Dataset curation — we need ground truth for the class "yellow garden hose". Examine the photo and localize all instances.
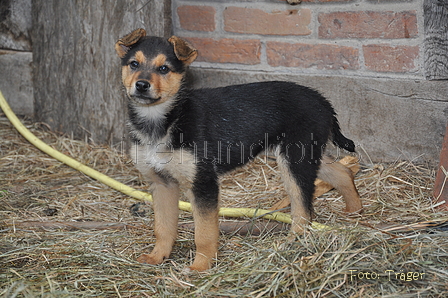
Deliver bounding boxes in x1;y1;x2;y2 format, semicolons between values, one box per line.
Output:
0;90;329;229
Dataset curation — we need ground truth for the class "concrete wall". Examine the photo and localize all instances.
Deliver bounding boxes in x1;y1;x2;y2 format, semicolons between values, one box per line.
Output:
172;0;448;163
0;0;33;116
189;68;447;164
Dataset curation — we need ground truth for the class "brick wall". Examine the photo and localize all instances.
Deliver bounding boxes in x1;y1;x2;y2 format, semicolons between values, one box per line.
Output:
172;0;423;78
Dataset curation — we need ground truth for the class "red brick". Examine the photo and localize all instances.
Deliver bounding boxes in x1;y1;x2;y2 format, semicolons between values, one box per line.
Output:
363;44;419;72
267;42;359;70
307;0;353;1
185;37;261;65
279;0;353;2
319;11;418;39
224;7;311;36
177;6;216;32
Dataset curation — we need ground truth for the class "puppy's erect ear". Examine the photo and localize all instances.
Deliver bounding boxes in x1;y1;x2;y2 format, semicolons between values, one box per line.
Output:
115;28;147;58
168;36;198;66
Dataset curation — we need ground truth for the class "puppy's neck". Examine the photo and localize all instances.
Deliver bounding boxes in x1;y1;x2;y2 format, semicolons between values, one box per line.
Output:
127;96;182;145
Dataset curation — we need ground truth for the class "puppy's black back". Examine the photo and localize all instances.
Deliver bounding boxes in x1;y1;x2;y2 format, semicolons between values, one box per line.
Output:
170;81;337;173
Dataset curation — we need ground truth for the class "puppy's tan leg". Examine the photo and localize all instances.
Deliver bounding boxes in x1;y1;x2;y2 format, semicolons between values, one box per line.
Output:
318;156;362;213
137;174;180;265
277;154;311;234
188;207;219;271
185;171;220;272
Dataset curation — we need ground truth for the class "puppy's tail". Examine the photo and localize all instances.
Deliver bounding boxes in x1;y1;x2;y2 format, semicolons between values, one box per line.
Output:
331;118;356;152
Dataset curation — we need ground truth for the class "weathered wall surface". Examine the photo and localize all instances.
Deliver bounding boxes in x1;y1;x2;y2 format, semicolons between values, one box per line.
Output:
0;0;33;116
173;0;424;79
1;0;172;142
1;0;446;163
172;0;448;163
31;0;171;144
189;68;447;163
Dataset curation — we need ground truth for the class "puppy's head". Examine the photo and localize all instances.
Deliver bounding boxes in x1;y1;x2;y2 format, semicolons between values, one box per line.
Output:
115;28;197;106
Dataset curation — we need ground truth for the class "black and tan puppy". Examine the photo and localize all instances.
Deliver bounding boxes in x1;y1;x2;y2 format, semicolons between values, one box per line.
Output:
115;28;362;271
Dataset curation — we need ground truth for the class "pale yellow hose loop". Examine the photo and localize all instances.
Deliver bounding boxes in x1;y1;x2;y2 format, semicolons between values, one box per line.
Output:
0;90;329;229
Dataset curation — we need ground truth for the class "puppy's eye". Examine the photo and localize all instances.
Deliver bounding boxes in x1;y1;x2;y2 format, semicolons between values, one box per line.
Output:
158;65;170;74
129;61;139;70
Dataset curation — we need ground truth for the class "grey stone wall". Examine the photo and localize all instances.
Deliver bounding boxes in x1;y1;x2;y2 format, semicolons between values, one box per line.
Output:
0;0;33;116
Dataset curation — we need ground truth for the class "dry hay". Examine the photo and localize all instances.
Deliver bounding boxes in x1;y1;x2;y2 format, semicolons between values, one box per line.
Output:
1;114;447;298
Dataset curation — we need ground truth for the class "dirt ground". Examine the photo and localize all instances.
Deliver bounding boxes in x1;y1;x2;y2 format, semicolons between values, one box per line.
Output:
1;114;447;297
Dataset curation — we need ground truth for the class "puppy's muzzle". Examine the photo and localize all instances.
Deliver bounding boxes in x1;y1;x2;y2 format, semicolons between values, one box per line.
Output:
130;80;160;105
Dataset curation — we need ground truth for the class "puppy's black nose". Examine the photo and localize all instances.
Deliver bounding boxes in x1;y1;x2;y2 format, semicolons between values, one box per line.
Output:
135;80;150;93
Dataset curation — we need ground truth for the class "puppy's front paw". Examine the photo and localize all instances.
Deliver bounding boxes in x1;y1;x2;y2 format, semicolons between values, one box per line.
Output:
137;253;165;265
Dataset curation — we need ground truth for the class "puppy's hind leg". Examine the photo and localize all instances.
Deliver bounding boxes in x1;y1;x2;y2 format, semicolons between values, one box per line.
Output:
277;153;315;234
137;171;180;265
318;156;362;214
